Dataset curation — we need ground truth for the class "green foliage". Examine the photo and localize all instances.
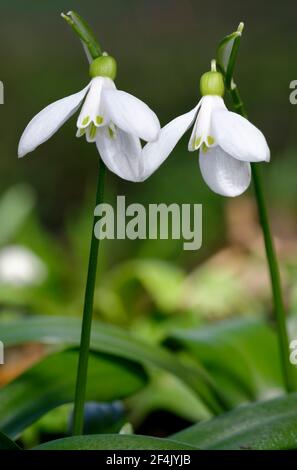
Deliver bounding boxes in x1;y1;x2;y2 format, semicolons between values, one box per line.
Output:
0;430;21;450
172;392;297;450
96;259;185;326
0;315;227;416
35;434;197;450
0;349;147;438
0;185;35;246
166;317;288;404
127;370;211;426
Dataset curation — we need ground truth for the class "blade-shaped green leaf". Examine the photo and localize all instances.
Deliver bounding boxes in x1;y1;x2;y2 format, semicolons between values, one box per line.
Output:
0;349;147;439
166;317;285;404
172;392;297;450
0;316;226;414
35;434;198;450
0;185;35;245
0;430;20;450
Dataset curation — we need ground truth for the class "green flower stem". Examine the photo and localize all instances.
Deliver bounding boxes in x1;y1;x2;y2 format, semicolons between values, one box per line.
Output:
229;84;295;392
72;160;106;435
62;10;106;435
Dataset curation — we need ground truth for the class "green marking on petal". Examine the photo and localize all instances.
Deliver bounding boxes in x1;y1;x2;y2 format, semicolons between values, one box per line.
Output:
89;123;97;140
207;136;215;145
77;128;86;138
82;116;90;126
195;137;202;148
96;116;104;125
202;143;208;153
108;127;115;138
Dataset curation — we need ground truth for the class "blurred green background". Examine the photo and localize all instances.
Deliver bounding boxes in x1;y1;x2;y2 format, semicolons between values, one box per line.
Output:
0;0;296;228
1;0;296;237
0;0;296;331
0;0;297;445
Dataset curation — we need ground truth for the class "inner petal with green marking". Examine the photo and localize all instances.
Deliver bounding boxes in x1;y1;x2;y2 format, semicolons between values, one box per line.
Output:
76;77;109;143
188;96;216;153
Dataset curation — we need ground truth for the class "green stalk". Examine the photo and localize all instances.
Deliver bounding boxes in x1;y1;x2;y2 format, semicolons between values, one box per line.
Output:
229;84;295;392
72;160;106;435
61;11;107;434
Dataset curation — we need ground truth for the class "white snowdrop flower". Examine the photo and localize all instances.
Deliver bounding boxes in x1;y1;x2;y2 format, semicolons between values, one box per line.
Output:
18;56;160;182
142;61;270;196
0;245;47;286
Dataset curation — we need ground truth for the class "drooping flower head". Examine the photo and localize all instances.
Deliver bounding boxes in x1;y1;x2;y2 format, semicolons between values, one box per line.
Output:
142;60;270;196
18;54;160;181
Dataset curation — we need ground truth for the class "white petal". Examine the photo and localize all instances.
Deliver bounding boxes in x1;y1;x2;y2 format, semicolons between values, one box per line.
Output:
199;145;251;197
140;104;200;180
212;108;270;163
96;126;143;182
102;89;160;142
18;84;90;158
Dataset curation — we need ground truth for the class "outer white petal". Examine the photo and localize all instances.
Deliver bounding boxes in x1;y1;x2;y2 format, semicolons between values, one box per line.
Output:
199;145;251;197
140;104;200;180
18;84;90;158
102;89;160;142
212;108;270;163
96;127;143;182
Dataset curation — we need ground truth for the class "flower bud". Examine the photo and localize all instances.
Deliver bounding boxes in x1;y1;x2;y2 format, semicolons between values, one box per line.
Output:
89;55;117;80
200;71;225;97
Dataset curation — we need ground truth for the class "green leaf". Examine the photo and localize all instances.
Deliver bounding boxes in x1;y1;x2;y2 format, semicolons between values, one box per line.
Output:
127;370;211;426
172;392;297;450
0;316;226;414
35;434;198;450
0;430;20;450
100;260;185;315
166;318;285;404
0;350;147;439
0;185;35;245
216;23;243;87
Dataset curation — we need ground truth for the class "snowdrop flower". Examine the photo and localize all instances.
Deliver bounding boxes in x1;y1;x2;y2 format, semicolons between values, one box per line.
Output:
0;245;47;286
18;55;160;181
142;61;270;196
